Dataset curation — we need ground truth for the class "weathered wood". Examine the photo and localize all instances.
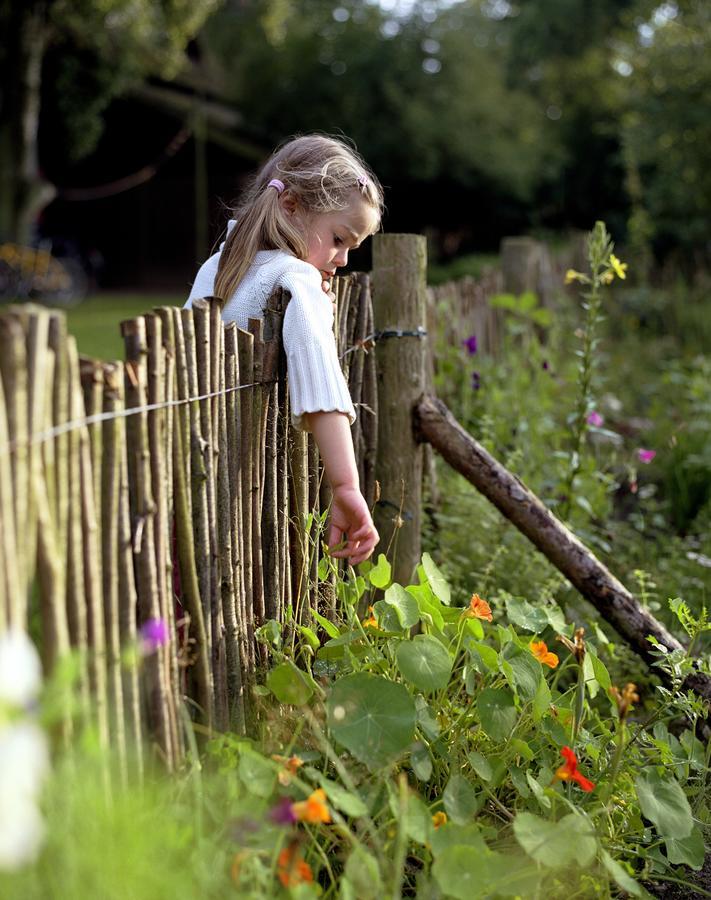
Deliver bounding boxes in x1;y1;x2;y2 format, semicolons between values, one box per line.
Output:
237;326;255;670
101;361;128;781
414;393;711;706
372;234;427;585
171;309;213;732
248;318;266;632
121;316;174;768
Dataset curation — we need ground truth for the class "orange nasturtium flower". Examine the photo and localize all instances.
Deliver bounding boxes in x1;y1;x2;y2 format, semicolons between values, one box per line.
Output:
362;606;379;629
553;746;595;792
432;811;448;829
463;593;493;622
272;754;304;786
529;640;559;669
277;842;314;888
291;788;331;824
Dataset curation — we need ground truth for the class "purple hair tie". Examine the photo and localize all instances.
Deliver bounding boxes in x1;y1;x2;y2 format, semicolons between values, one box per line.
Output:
268;178;285;193
357;175;368;189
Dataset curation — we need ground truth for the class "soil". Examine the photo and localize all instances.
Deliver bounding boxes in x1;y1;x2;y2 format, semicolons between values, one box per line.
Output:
644;853;711;899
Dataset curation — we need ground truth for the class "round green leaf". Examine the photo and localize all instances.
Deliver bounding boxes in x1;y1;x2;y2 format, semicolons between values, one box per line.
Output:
266;661;313;706
327;673;416;771
368;553;392;589
384;583;420;628
665;826;705;869
467;750;493;782
504;650;541;701
443;774;481;824
477;687;517;742
635;770;693;839
344;847;382;900
396;635;452;691
411;742;433;781
421;552;451;605
433;846;533;899
514;811;597;868
315;775;368;818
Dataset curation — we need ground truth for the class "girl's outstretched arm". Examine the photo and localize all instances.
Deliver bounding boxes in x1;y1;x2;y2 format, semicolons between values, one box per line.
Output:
303;411;379;566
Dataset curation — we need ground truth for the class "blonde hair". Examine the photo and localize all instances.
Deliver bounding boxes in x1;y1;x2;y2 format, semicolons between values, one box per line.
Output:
214;134;384;302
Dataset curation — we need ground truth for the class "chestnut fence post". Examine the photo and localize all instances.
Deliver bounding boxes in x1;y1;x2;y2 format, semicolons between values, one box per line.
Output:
371;233;428;587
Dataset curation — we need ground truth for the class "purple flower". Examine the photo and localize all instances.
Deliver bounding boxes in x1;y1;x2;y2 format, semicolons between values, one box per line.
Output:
139;618;168;654
471;371;481;390
587;411;604;427
637;448;656;464
462;334;478;355
542;360;549;371
268;796;297;826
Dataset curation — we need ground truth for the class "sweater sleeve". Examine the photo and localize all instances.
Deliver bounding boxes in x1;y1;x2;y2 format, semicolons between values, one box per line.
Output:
185;252;220;308
280;265;356;432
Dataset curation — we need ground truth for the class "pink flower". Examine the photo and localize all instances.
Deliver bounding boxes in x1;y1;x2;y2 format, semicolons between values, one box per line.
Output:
586;411;604;427
139;618;168;654
637;448;656;464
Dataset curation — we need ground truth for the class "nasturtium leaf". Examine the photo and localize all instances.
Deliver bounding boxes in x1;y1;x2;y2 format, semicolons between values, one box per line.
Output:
411;742;433;781
326;673;416;770
407;584;444;631
467;750;493;782
311;609;339;639
384;583;420;628
526;772;551;810
504;649;541;701
266;661;313;706
415;695;441;739
396;635;452;691
344;847;382;900
635;770;693;839
469;641;499;671
505;596;550;633
664;825;705;869
372;599;402;633
421;552;451;605
433;846;533;899
237;750;275;798
443;774;481;824
509;738;534;761
387;788;432;845
600;850;644;897
297;624;320;649
510;766;531;798
463;616;484;640
430;822;487;857
368;553;392;589
316;775;368;818
514;811;597;868
477;687;517;742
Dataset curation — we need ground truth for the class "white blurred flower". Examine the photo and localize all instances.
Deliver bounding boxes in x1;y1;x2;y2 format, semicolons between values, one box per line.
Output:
0;629;42;708
0;631;49;871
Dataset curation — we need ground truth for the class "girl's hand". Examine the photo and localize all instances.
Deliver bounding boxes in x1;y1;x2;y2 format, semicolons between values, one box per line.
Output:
327;485;379;566
321;273;336;314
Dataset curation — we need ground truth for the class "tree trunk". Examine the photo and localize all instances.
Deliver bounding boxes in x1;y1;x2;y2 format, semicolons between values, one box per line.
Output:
0;1;56;243
414;393;711;707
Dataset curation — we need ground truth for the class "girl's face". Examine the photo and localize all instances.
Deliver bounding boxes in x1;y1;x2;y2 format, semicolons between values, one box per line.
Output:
301;195;379;278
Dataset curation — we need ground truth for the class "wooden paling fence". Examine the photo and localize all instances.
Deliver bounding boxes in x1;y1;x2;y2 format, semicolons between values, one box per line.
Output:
0;272;377;772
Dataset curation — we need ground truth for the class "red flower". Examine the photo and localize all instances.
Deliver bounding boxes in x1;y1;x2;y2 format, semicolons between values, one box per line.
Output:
553;746;595;792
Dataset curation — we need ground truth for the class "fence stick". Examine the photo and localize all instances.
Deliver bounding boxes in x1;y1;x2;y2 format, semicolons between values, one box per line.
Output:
237;327;255;668
172;310;213;732
121;317;174;768
101;361;128;781
0;363;19;627
248;318;266;634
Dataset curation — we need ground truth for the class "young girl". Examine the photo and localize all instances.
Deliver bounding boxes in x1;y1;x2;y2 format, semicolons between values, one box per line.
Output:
185;134;383;566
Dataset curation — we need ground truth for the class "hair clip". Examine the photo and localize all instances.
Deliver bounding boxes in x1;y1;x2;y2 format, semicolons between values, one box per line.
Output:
268;178;285;193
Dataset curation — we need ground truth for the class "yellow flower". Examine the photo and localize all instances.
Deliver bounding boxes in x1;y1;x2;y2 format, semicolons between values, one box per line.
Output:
609;253;628;279
600;270;614;284
565;269;585;285
362;605;379;629
432;811;448;829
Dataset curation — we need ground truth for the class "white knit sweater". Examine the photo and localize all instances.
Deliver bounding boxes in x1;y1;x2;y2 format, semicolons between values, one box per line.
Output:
185;240;355;431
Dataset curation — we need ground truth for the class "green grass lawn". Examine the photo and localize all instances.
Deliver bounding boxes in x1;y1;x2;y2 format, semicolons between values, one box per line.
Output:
65;292;184;360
